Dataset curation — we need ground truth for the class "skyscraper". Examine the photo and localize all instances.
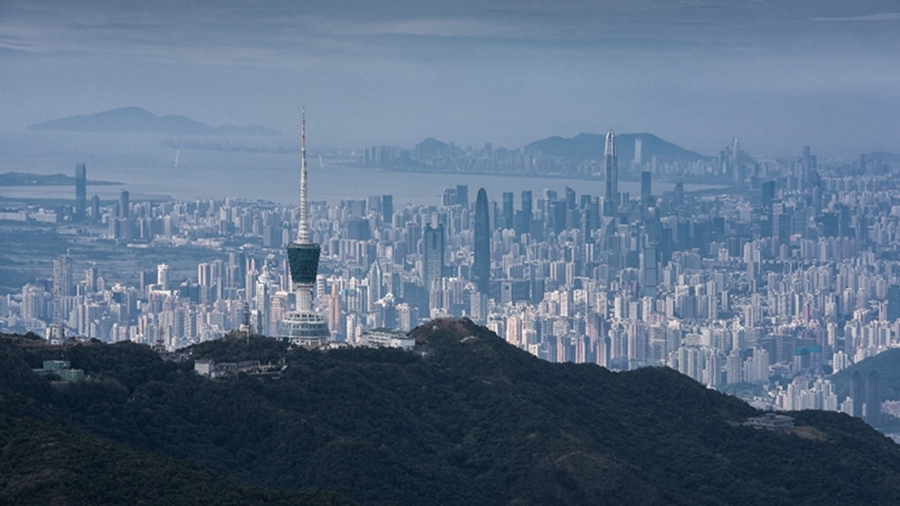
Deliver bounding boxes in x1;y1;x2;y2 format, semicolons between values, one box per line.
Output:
91;195;100;222
53;253;73;299
75;164;86;221
603;130;618;217
382;194;393;226
640;247;658;297
731;137;741;182
278;108;330;346
113;189;131;240
157;263;169;290
51;252;72;342
118;190;130;219
456;185;469;207
521;190;532;219
366;260;383;310
502;192;514;230
515;190;533;236
84;262;98;293
327;284;342;339
423;223;445;291
473;188;490;294
423;222;445;314
674;180;685;208
255;265;272;336
641;170;652;207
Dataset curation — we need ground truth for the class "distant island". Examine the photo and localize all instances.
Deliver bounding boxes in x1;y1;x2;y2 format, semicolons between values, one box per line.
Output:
0;172;120;187
29;107;280;136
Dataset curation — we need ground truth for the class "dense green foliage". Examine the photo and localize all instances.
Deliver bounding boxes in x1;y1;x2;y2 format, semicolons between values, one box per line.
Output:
0;416;352;506
4;318;900;505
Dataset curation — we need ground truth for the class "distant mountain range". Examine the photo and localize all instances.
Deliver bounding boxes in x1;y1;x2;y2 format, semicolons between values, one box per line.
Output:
525;132;709;165
29;107;280;136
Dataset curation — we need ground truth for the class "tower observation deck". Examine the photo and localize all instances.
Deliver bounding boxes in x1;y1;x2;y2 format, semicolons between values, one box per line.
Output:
277;108;330;347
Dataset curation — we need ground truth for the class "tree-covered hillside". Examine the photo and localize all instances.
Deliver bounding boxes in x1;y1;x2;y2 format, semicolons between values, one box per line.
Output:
3;319;900;505
0;416;352;506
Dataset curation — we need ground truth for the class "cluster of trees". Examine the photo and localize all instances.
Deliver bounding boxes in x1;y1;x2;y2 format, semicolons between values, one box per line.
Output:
0;416;352;506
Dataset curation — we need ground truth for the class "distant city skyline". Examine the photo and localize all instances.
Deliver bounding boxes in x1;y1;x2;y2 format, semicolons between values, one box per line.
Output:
2;1;899;157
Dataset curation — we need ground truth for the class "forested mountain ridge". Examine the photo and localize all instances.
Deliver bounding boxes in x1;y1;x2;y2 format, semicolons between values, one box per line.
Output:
3;320;900;505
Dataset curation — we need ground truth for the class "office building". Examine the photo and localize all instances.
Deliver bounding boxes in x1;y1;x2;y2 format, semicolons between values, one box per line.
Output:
604;130;618;217
502;192;514;230
75;164;86;221
423;223;445;291
474;188;490;294
641;170;652;207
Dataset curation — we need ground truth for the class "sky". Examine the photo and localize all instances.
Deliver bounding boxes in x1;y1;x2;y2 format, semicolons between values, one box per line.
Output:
1;0;899;157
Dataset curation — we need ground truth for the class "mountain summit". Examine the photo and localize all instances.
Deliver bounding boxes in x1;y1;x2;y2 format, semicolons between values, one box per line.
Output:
28;107;279;136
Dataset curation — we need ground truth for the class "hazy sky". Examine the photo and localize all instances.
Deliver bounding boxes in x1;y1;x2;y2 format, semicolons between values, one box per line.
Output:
1;0;899;157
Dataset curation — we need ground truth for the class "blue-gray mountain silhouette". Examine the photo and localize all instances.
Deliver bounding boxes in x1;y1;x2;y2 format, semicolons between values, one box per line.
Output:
526;132;708;164
29;107;279;136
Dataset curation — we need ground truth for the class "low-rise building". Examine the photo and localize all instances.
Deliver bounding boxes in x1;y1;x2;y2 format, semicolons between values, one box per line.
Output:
358;328;415;351
33;360;84;382
745;413;795;431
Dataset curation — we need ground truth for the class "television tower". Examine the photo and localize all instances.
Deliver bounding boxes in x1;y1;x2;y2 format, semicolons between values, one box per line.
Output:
278;107;330;346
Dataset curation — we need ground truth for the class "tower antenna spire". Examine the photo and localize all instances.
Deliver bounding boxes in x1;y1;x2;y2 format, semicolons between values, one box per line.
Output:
298;107;310;244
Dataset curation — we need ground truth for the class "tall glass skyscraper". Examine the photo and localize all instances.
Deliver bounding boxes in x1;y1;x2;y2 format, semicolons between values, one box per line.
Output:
604;130;618;217
502;192;514;230
75;163;86;221
641;170;652;207
423;223;445;291
473;188;490;294
515;190;533;236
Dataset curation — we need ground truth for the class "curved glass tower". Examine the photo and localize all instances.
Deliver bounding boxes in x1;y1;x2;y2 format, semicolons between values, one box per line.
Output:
277;108;330;347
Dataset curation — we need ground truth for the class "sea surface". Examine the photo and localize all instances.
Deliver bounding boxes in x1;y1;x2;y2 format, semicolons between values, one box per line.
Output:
0;130;722;206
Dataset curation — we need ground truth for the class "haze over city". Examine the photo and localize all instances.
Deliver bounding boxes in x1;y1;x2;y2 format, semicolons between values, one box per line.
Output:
2;0;900;156
5;2;900;505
